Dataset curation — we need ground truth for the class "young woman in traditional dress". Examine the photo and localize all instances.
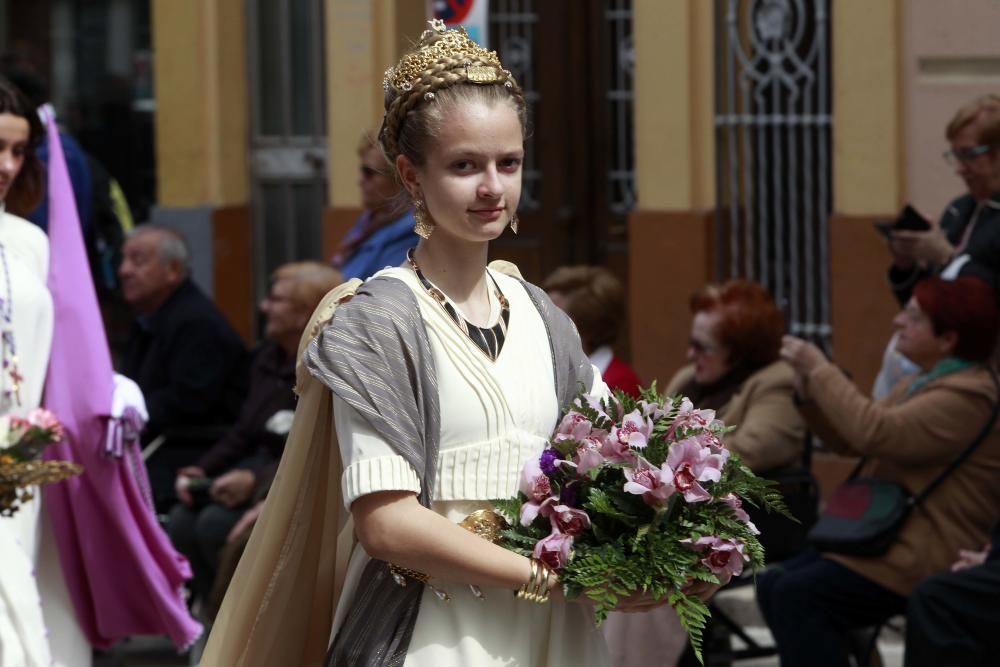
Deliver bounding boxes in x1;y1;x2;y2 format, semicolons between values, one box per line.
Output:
205;21;714;666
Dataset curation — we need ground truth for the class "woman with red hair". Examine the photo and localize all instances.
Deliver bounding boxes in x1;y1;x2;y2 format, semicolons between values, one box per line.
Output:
763;275;1000;667
665;279;805;474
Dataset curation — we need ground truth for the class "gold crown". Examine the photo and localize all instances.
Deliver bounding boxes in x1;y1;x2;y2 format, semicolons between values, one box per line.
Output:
383;19;509;93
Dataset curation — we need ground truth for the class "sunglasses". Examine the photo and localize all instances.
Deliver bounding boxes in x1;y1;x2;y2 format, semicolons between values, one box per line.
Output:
360;165;387;179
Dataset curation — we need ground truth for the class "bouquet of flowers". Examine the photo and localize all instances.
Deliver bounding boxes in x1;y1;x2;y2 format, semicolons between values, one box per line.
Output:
0;408;82;517
495;387;790;661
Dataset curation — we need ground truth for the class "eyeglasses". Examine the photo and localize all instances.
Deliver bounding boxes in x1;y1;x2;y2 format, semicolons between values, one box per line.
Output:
943;144;993;166
360;165;386;179
689;338;720;355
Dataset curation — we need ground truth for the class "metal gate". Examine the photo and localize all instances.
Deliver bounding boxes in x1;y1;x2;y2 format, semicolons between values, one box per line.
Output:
247;0;327;307
714;0;832;347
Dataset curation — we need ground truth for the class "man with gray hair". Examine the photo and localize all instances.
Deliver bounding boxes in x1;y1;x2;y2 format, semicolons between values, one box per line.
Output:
119;225;248;510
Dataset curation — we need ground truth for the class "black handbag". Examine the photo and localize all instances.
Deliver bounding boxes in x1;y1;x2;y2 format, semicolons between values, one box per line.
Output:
808;371;1000;557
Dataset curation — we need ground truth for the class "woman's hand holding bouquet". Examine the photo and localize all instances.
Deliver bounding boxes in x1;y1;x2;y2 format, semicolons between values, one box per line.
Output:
496;387;790;662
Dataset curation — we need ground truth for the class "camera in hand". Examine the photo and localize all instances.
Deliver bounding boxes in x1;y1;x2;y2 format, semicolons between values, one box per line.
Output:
186;477;212;509
874;204;932;238
896;204;932;231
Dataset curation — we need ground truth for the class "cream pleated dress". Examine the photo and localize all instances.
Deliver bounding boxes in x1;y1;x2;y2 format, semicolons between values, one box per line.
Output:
328;267;610;666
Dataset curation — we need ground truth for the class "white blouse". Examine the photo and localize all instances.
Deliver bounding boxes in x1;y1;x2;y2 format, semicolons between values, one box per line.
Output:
335;266;564;508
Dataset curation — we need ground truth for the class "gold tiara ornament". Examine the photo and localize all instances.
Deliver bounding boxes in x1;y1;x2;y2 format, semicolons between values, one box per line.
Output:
383;19;511;93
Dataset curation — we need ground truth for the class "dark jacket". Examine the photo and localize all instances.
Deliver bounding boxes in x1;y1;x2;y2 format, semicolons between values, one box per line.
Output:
122;279;248;440
888;193;1000;305
196;342;296;484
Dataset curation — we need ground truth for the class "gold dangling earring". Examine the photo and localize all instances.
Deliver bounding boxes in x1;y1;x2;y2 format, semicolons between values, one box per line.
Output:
509;213;519;235
414;199;434;239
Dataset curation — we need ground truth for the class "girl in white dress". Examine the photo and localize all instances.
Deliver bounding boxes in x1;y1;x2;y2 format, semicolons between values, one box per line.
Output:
0;75;69;667
204;21;714;667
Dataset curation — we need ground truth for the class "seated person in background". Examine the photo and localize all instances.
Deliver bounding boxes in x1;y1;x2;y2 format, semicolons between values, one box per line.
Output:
329;129;418;280
118;224;248;508
766;276;1000;667
665;279;805;474
887;94;1000;306
874;94;1000;398
543;265;642;397
904;521;1000;667
168;261;343;605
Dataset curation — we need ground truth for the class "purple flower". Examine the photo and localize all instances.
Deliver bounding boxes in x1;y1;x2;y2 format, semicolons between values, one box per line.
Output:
539;449;563;476
664;438;727;503
533;530;574;571
559;483;579;507
683;536;748;585
549;504;591;536
623;456;676;506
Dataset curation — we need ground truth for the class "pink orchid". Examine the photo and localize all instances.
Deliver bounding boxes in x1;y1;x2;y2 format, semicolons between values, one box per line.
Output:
623;456;676;506
533;530;574;571
7;416;29;439
609;409;654;451
683;536;748;585
637;399;667;420
668;398;717;439
574;393;621;423
520;496;557;527
573;433;608;475
721;493;760;535
519;457;559;526
549;504;591;536
519;457;553;503
26;408;63;441
665;437;726;503
554;411;593;443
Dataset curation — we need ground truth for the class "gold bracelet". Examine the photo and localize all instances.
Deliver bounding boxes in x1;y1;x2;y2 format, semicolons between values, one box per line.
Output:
515;558;551;603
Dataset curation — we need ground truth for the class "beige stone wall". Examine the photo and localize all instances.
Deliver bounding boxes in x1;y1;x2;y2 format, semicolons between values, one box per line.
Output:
326;0;427;209
633;0;714;211
152;0;249;207
902;0;1000;218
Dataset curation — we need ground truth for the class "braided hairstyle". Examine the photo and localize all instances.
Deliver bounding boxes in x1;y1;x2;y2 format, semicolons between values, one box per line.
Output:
379;24;528;172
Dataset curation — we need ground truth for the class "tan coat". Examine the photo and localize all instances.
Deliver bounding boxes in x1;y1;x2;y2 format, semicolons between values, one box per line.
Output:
665;361;806;473
800;362;1000;595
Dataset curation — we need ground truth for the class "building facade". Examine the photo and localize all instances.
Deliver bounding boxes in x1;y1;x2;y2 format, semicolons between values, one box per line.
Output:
144;0;1000;387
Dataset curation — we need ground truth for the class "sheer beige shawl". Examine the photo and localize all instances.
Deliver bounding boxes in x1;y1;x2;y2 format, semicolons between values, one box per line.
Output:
201;279;362;667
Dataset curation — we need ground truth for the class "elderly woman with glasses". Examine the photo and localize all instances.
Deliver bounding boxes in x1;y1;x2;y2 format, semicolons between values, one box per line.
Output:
762;276;1000;667
329;129;419;280
888;94;1000;306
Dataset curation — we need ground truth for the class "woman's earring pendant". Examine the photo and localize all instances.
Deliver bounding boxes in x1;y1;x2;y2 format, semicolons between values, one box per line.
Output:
509;214;519;235
414;200;434;239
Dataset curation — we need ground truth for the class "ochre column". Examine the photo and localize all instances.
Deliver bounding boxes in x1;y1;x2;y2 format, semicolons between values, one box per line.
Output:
629;0;715;387
828;0;904;391
151;0;252;341
323;0;426;259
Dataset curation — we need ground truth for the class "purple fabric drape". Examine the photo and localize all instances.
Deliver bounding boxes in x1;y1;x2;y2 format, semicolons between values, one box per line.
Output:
40;109;202;649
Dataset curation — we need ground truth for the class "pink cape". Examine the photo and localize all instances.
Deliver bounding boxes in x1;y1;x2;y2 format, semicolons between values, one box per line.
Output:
40;108;201;649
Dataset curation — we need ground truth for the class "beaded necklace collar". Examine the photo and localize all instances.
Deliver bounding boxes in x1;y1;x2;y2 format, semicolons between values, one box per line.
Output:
406;248;510;362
